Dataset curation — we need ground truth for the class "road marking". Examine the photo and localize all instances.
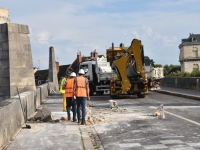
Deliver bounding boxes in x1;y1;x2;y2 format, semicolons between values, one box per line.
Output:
169;147;196;150
187;143;200;147
150;106;200;126
131;130;142;133
164;106;200;109
143;144;168;149
161;136;184;138
160;140;184;144
118;143;141;148
164;110;200;126
123;138;145;141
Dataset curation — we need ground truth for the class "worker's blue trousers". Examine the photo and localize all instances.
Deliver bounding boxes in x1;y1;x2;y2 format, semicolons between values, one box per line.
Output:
66;97;77;121
76;97;86;120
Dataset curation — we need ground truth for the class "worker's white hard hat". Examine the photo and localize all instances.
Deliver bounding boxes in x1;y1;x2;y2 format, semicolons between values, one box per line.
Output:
70;72;76;77
78;69;85;75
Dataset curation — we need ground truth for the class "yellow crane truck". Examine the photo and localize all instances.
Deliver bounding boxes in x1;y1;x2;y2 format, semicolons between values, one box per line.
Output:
109;39;148;98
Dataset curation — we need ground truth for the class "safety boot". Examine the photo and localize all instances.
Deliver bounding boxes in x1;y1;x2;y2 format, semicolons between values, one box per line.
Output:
67;113;71;120
81;119;86;125
78;119;81;124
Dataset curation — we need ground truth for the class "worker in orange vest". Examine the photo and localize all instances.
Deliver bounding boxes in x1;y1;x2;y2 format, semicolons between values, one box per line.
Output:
74;69;90;125
64;72;77;121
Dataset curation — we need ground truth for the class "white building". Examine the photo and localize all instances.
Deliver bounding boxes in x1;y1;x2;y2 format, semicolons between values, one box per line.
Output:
153;67;164;79
179;33;200;72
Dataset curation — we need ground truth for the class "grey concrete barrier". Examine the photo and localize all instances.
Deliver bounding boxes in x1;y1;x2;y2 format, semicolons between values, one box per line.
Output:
161;77;200;90
0;82;55;150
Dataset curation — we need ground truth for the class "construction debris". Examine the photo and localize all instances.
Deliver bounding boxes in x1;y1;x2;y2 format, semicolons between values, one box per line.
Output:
34;106;52;122
109;100;119;109
87;101;95;107
153;104;165;119
28;106;69;123
86;101;131;125
60;117;67;121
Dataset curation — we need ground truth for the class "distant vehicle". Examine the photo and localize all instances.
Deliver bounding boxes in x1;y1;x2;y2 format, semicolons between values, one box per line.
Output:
143;57;164;89
78;56;113;96
109;39;148;98
144;56;164;88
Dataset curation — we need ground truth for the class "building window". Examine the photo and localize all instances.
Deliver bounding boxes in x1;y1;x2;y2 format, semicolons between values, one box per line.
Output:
193;50;198;57
193;64;199;71
158;69;161;75
192;37;197;42
192;47;198;57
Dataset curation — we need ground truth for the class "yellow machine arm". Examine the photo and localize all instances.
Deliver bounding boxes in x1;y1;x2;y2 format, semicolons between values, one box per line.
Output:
113;39;145;93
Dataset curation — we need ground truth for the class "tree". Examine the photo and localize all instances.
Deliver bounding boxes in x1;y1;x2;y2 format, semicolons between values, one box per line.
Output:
163;64;181;76
154;64;162;68
150;59;155;67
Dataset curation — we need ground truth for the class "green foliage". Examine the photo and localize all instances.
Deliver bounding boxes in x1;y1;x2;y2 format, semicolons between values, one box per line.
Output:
150;59;180;76
150;59;155;67
190;70;200;77
163;64;181;76
167;70;200;77
154;64;162;68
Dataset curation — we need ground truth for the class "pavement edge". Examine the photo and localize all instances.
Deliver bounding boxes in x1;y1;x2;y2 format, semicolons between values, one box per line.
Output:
152;89;200;101
79;125;94;150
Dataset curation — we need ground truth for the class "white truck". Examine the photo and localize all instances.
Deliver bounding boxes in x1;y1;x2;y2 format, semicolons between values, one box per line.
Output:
79;56;113;96
144;56;164;89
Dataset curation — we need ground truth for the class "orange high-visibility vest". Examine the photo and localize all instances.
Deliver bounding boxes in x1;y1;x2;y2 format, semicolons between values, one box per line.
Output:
65;78;75;97
75;76;87;97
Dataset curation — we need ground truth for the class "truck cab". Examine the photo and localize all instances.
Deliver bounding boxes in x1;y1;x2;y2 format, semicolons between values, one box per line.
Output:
79;56;113;96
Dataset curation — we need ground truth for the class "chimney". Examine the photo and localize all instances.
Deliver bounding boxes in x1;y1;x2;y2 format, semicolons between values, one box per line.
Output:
120;43;124;48
90;52;94;58
77;51;82;63
55;61;59;72
94;49;98;57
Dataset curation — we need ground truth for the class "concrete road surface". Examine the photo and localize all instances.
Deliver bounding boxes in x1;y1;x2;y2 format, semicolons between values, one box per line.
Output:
87;91;200;150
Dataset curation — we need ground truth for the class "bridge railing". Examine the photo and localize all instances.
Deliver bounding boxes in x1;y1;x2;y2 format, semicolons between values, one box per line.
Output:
161;77;200;90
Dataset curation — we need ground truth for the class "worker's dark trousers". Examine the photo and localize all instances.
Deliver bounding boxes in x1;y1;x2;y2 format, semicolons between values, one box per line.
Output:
66;97;77;121
76;97;86;120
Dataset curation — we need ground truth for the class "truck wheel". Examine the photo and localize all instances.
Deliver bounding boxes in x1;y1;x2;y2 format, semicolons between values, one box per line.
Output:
137;92;145;98
89;85;94;96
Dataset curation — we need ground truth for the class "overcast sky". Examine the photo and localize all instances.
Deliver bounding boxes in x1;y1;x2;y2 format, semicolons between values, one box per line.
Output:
1;0;200;69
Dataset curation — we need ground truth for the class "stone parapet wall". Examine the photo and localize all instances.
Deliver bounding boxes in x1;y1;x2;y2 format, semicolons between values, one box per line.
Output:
0;82;54;150
0;23;35;101
160;77;200;90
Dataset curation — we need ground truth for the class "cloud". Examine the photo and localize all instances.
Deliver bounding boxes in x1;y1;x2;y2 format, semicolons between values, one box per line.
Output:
37;31;50;45
153;32;161;40
142;25;153;36
162;36;177;47
141;25;177;47
151;0;198;7
132;30;139;39
5;0;200;68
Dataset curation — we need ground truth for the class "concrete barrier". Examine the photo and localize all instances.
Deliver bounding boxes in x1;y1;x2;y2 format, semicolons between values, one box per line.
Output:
0;82;55;150
161;77;200;90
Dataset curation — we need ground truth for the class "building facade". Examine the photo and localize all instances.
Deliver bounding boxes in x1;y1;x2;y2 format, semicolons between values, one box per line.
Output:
153;67;164;79
179;33;200;72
